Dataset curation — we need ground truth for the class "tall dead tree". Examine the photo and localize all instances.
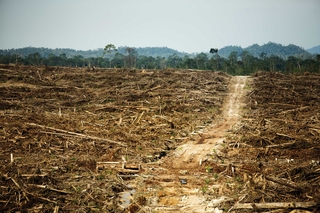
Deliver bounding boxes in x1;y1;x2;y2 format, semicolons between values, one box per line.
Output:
125;47;138;68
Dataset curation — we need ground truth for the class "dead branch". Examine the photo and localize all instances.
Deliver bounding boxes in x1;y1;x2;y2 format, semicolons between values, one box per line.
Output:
53;206;59;213
279;106;309;114
97;161;121;164
233;201;317;209
27;122;127;146
275;133;295;139
266;141;297;148
265;176;304;191
26;192;57;204
10;177;21;188
22;173;49;178
28;184;70;194
10;177;29;202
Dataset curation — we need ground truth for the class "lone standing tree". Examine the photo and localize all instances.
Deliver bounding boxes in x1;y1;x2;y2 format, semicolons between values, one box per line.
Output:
125;47;138;68
103;44;117;68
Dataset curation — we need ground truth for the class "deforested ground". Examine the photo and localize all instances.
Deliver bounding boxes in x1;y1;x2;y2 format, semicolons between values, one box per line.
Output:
0;64;229;212
0;65;319;212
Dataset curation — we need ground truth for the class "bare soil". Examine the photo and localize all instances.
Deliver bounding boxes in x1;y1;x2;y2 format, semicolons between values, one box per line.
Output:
134;72;320;213
0;65;319;213
133;76;247;212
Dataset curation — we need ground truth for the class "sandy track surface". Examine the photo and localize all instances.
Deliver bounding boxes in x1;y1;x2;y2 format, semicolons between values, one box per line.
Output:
138;76;248;212
170;76;247;168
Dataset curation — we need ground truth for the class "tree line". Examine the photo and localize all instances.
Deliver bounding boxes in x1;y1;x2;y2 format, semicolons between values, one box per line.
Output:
0;47;319;75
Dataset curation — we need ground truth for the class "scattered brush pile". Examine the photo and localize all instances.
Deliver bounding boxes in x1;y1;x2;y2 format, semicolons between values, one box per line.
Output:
0;64;230;212
227;71;320;212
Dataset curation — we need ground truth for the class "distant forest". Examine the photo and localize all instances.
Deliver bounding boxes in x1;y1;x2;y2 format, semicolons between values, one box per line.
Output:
0;42;319;75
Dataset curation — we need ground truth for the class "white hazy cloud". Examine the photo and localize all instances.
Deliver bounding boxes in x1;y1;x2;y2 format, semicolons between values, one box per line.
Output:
0;0;319;53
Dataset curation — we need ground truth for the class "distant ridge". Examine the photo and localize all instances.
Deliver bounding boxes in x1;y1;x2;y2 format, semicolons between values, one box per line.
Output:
218;42;313;59
117;46;188;58
0;42;317;59
306;45;320;54
0;46;189;59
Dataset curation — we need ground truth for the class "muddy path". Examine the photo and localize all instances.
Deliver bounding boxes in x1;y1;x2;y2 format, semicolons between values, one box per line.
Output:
135;76;248;212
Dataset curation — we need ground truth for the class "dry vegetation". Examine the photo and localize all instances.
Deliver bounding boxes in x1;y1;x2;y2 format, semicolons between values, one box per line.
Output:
225;71;320;212
1;65;319;213
0;64;230;212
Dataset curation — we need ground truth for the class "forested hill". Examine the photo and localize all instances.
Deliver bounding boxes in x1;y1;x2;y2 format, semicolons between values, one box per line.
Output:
307;45;320;54
218;42;313;59
0;42;316;59
0;46;188;59
0;47;104;59
119;47;188;58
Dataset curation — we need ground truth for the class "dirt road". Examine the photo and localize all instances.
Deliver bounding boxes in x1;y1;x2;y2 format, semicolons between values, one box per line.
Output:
136;76;248;212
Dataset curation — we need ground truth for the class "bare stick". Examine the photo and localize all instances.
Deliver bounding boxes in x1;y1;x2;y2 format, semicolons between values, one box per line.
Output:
279;106;309;114
11;177;29;202
233;201;317;209
97;161;121;164
136;111;145;124
27;122;126;146
22;173;48;177
10;177;21;188
275;133;295;139
265;176;304;191
35;195;57;204
266;141;297;148
53;206;59;213
27;184;70;194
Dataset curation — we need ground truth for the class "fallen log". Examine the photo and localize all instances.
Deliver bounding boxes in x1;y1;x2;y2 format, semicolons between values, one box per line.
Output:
117;168;140;174
233;201;317;209
265;176;304;191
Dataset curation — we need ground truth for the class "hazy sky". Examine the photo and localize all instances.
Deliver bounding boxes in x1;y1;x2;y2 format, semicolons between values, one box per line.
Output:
0;0;319;53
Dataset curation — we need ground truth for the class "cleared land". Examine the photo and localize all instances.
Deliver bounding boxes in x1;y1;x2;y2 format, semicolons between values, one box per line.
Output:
0;65;229;212
0;65;319;213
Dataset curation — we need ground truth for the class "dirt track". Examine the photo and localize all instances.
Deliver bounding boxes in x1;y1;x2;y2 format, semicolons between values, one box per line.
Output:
169;76;247;169
137;76;248;212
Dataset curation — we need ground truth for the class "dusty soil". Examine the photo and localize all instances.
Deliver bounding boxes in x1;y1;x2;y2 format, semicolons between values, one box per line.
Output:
134;76;248;212
0;65;230;212
133;73;320;213
227;72;320;212
170;76;247;169
0;65;319;213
